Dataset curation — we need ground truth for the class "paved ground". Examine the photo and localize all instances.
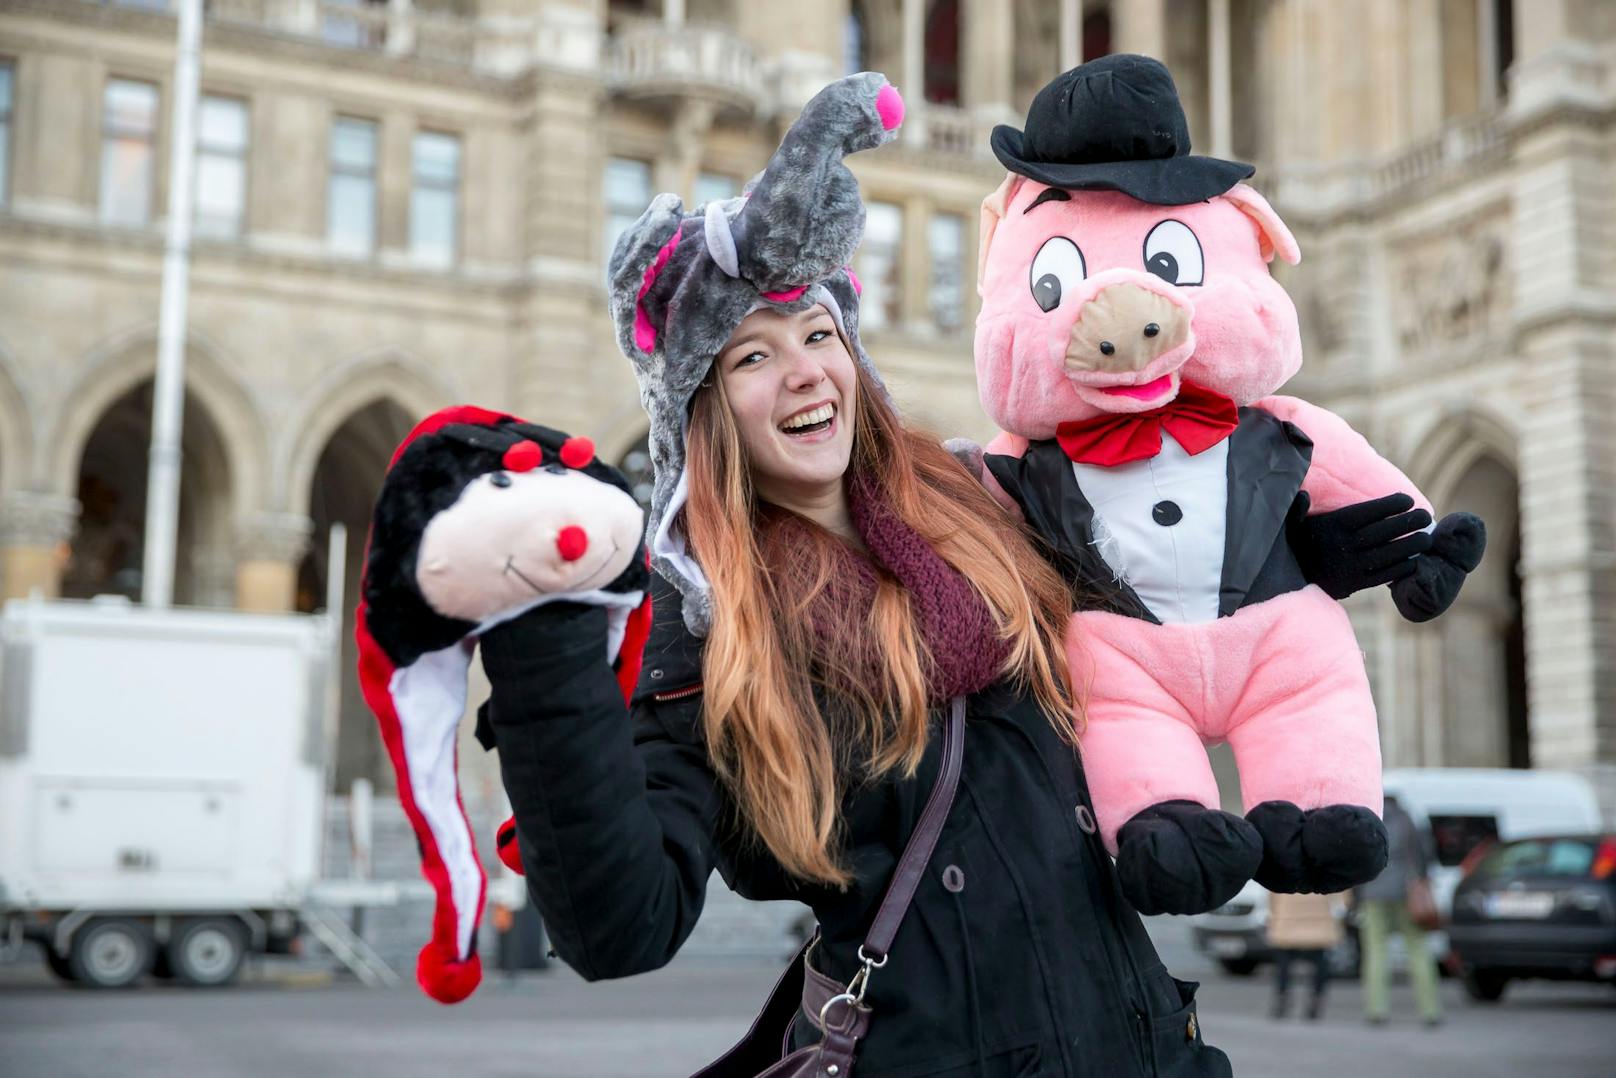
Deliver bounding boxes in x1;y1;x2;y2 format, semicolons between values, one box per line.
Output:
3;929;1613;1077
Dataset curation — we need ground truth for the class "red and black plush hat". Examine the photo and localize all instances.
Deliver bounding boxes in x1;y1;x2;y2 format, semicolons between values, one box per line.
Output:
355;405;651;1003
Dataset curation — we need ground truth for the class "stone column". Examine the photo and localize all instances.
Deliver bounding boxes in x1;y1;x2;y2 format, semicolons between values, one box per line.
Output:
1207;0;1233;158
234;513;313;613
900;196;933;335
962;0;1017;125
1058;0;1082;73
0;493;79;601
1110;0;1169;60
1507;23;1616;818
901;0;927;143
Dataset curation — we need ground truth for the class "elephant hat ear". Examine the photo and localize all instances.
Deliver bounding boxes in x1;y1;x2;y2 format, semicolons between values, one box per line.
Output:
731;71;905;297
607;191;690;363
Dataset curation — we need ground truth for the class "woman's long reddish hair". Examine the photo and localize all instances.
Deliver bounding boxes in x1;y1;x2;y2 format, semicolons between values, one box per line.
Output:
684;357;1079;886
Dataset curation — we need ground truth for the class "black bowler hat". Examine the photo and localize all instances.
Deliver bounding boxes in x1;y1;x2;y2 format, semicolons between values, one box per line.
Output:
991;54;1253;206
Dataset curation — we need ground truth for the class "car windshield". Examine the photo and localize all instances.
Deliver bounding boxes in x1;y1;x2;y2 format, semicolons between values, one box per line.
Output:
1472;837;1597;880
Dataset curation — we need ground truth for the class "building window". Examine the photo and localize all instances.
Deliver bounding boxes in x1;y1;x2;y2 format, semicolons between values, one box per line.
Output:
929;212;964;333
858;200;903;332
0;62;12;206
322;0;388;50
845;2;868;76
100;79;160;228
1083;9;1112;61
924;0;960;106
693;171;736;207
327;116;378;257
410;130;460;266
195;95;248;239
603;156;651;267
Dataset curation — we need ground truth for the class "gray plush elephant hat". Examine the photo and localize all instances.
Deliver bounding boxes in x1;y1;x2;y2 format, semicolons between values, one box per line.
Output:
606;71;906;637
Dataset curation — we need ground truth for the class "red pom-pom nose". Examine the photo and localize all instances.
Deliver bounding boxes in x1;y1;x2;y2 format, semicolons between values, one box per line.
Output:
559;436;595;469
503;440;542;472
556;526;589;562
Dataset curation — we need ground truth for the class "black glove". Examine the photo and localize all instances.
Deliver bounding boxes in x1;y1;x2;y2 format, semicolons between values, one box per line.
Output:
1287;491;1434;600
1389;511;1487;623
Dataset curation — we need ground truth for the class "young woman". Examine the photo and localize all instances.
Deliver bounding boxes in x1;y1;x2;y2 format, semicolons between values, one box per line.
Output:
479;75;1427;1077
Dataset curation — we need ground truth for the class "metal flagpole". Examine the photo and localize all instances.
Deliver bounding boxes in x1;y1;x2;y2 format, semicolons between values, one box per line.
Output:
141;0;203;608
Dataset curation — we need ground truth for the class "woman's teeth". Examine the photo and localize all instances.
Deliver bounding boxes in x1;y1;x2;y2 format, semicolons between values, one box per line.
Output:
780;403;835;435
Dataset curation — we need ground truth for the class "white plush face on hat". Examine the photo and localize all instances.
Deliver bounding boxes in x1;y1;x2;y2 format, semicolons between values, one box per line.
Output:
416;468;643;622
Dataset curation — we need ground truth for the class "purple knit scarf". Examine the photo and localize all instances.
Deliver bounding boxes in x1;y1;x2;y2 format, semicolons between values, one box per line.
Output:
762;473;1010;702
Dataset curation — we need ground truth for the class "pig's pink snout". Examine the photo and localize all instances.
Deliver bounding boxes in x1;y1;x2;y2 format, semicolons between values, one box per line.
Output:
556;526;589;562
1065;283;1192;375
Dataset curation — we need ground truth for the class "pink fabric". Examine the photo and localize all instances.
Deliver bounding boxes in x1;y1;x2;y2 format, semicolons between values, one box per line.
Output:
760;284;809;303
1070;586;1383;853
876;83;905;131
844;266;862;295
1256;396;1433;516
633;227;684;351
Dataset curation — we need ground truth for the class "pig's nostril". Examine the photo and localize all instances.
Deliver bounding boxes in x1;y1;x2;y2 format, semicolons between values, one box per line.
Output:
1143;323;1160;338
556;526;589;562
1099;341;1116;357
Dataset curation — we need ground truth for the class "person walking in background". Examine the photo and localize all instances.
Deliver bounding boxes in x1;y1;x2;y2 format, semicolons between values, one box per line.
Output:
1356;794;1444;1027
1266;891;1343;1020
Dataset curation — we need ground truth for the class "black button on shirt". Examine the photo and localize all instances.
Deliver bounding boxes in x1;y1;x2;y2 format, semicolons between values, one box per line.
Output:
1152;500;1183;526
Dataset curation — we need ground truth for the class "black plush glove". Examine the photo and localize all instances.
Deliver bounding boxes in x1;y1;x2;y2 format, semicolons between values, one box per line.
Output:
1389;511;1487;623
1287;491;1434;600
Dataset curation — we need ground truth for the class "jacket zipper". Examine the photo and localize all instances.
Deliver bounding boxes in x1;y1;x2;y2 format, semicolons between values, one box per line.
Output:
652;683;703;702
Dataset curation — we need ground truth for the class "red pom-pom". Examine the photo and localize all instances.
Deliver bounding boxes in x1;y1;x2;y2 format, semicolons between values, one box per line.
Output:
559;436;595;469
417;942;481;1004
495;817;524;874
503;440;542;472
556;525;589;562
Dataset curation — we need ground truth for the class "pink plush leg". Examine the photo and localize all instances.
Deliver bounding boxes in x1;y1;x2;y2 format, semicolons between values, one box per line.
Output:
1223;587;1383;815
1070;612;1219;853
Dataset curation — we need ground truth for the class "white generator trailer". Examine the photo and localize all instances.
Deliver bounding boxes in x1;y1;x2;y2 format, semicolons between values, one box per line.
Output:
0;595;335;987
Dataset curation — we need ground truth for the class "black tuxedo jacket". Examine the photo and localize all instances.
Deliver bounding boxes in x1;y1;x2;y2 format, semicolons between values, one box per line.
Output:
985;407;1314;624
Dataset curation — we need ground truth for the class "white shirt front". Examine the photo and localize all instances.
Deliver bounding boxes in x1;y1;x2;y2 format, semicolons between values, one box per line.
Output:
1071;432;1229;624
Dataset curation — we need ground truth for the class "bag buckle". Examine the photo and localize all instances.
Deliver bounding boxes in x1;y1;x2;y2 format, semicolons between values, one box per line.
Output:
846;945;888;1004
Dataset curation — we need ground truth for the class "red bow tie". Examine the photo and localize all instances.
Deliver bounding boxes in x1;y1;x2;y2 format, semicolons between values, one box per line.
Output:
1055;381;1240;467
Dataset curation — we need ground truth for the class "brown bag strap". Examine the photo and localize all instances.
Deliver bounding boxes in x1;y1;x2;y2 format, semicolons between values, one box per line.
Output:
864;695;966;961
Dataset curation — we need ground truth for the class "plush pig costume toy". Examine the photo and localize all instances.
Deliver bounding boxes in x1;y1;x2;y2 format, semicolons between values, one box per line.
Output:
356;406;652;1001
976;57;1486;916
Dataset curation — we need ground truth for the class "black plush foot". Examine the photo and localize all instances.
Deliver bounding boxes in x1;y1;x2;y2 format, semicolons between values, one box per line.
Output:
1115;800;1264;916
1246;801;1388;893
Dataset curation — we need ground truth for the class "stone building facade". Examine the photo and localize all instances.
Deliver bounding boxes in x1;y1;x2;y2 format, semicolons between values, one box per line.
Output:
1;0;1612;827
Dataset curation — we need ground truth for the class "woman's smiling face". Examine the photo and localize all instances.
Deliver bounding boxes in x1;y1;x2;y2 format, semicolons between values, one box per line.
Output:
714;304;858;508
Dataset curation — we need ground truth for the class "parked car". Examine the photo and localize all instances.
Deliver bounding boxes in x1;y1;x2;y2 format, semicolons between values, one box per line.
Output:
1448;833;1616;1002
1188;880;1358;977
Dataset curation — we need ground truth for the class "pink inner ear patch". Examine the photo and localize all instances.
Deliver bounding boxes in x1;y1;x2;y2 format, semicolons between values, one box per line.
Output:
502;440;542;472
633;227;684;352
876;84;905;131
559;436;595;469
844;266;862;295
760;284;809;303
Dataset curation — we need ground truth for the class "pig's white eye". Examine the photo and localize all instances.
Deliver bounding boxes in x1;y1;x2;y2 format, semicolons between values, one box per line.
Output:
1029;237;1086;313
1143;220;1204;286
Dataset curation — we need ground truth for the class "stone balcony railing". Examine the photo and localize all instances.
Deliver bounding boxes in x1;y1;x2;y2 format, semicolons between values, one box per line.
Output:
1268;111;1510;218
205;0;479;66
904;103;995;161
604;18;765;114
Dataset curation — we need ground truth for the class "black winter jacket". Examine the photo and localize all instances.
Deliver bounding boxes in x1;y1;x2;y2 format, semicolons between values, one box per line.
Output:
481;574;1234;1078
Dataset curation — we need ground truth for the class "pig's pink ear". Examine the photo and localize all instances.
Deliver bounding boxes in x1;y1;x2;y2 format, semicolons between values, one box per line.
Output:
977;173;1026;296
1222;183;1300;266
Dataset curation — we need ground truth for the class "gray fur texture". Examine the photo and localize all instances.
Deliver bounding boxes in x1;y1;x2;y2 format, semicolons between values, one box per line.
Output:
606;72;903;636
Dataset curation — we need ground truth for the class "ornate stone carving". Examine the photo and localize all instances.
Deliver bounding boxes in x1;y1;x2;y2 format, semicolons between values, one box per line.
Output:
0;492;80;547
1391;216;1511;353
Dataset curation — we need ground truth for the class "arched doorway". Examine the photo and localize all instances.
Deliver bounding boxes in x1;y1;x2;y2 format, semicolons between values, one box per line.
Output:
1436;454;1527;767
61;381;234;606
295;398;415;791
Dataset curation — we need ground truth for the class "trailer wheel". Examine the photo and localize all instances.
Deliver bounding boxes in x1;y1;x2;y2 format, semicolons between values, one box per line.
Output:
68;919;154;988
168;918;247;987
